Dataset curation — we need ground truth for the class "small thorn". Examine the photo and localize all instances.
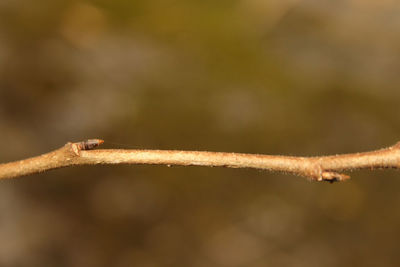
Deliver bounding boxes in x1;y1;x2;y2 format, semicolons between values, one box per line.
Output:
321;172;350;183
77;139;104;150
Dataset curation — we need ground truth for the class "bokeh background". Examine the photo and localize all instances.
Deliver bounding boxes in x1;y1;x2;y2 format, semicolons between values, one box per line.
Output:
1;0;400;266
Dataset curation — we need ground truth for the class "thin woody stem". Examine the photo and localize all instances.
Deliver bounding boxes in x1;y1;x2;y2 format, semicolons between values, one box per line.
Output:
1;140;400;182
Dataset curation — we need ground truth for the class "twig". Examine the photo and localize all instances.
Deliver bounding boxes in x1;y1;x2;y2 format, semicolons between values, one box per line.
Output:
1;139;400;182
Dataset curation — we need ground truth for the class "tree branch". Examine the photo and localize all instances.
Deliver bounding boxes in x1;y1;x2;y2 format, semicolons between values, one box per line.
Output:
1;139;400;182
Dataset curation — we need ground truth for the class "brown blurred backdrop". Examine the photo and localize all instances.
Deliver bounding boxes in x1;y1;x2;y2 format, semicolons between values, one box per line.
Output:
1;0;400;266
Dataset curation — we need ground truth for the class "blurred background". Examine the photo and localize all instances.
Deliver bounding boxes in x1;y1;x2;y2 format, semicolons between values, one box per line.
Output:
1;0;400;266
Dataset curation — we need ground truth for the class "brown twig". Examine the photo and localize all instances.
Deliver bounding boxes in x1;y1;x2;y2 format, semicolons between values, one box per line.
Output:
1;139;400;182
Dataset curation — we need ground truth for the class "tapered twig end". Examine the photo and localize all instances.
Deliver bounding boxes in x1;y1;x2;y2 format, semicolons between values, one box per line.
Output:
392;141;400;149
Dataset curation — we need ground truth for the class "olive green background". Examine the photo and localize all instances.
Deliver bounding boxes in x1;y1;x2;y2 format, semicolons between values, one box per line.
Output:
1;0;400;266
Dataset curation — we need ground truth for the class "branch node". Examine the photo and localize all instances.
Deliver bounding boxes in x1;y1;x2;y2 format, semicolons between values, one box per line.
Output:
309;160;350;182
